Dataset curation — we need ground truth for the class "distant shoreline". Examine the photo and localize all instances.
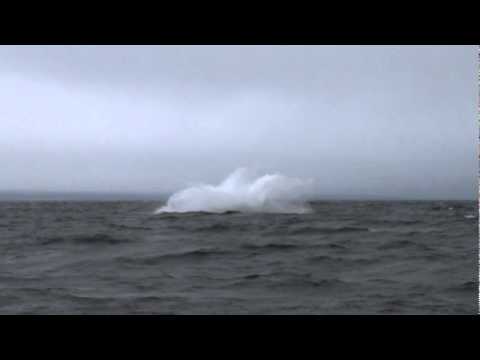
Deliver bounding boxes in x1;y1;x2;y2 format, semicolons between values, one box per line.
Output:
0;192;475;202
0;192;169;202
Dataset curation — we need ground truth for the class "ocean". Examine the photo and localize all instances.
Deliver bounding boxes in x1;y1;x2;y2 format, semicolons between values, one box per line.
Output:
0;200;477;314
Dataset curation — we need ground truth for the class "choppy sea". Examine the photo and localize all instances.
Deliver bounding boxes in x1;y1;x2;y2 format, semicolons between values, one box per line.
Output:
0;201;477;314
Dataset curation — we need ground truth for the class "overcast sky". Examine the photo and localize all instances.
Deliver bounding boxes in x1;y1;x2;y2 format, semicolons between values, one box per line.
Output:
0;45;477;199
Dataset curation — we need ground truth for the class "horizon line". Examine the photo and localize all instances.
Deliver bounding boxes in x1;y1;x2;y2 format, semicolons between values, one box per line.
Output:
0;190;475;202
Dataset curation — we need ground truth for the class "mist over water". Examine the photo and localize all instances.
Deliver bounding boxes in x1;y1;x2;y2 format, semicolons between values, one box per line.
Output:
155;168;314;214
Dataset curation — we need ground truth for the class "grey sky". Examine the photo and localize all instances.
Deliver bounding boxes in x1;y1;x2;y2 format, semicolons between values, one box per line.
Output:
0;45;477;199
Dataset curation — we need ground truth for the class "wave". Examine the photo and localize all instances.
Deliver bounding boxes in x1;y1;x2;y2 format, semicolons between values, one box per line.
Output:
307;255;377;266
267;277;350;289
108;223;153;231
194;223;232;232
155;167;314;214
376;239;433;251
288;225;370;235
40;233;130;245
242;242;300;250
116;248;231;265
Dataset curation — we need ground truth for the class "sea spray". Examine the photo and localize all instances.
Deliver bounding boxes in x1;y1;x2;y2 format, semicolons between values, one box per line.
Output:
155;168;314;214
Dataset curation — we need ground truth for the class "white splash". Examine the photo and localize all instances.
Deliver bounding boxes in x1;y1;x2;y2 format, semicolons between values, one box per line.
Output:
155;168;314;214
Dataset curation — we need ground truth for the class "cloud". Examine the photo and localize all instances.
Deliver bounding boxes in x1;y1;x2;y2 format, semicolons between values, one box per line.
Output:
0;45;476;199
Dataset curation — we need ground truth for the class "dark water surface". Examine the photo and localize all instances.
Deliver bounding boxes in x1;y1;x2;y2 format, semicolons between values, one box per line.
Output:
0;201;477;314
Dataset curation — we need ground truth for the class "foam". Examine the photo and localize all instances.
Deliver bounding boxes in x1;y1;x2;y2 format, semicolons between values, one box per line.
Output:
155;168;314;214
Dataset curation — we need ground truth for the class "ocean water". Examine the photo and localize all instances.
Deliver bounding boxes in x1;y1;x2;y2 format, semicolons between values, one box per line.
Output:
0;201;477;314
